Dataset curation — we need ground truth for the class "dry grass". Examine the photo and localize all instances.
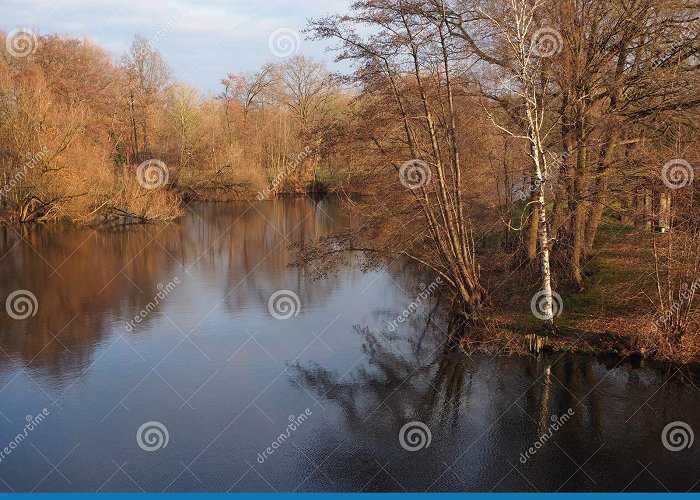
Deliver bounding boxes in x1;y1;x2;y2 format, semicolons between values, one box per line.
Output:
20;151;183;224
105;180;183;222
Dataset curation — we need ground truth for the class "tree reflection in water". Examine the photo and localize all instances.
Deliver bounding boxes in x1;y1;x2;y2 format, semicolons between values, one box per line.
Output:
289;318;700;491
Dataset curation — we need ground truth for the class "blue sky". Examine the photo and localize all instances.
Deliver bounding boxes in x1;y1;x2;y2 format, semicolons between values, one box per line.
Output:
1;0;351;95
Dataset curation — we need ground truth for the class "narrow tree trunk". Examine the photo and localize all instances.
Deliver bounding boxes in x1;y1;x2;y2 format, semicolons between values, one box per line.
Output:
570;110;588;288
526;205;539;260
532;144;555;329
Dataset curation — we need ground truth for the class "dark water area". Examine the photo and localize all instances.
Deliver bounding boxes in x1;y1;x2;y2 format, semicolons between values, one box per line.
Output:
0;199;698;492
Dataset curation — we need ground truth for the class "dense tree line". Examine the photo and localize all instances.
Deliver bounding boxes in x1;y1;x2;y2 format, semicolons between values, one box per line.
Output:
0;33;350;224
2;0;700;361
300;0;700;360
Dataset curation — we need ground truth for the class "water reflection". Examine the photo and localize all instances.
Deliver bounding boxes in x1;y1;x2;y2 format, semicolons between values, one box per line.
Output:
0;198;698;492
0;198;352;377
291;324;700;491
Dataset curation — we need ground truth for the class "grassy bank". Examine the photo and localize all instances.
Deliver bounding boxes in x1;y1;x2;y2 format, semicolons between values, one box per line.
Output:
479;221;699;365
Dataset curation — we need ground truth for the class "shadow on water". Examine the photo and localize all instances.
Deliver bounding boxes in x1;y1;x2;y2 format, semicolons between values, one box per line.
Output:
290;320;700;491
0;198;697;491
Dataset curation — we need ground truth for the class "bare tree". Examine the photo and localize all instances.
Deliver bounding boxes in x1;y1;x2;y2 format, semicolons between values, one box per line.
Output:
121;35;171;161
308;0;488;319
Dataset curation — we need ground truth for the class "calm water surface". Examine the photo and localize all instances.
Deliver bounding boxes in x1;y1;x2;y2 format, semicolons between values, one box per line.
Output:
0;199;698;492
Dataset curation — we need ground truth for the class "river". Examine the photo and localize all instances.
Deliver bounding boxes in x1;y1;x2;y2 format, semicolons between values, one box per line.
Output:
0;198;698;491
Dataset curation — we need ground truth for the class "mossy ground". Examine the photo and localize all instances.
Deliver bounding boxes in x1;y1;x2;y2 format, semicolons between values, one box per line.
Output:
496;217;668;360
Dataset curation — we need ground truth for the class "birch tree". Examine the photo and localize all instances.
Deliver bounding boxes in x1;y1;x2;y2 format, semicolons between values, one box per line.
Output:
447;0;561;328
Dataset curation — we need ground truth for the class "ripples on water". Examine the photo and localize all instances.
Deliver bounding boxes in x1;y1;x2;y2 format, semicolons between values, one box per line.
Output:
0;199;698;491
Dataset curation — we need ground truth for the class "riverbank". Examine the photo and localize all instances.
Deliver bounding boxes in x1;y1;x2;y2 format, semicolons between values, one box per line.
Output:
460;316;700;370
2;194;696;366
472;221;700;366
0;181;349;228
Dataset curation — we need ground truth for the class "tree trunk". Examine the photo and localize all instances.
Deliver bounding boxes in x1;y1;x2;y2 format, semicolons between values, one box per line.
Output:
526;205;539;260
